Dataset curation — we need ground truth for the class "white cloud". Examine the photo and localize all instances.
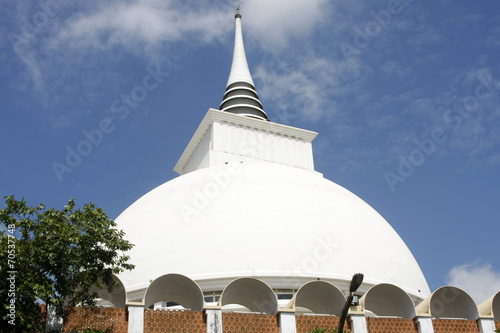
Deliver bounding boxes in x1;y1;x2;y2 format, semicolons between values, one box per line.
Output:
254;54;347;123
50;0;332;57
241;0;330;49
446;261;500;304
52;1;233;55
485;27;500;49
5;0;240;130
405;25;445;52
380;60;412;78
11;0;334;110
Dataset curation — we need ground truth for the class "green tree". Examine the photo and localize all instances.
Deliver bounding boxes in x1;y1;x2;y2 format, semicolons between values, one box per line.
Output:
0;196;134;332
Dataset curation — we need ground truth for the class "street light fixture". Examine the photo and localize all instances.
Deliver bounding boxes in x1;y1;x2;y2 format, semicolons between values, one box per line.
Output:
338;273;364;333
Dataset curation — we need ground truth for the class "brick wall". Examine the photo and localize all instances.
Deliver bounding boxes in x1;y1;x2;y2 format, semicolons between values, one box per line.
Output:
296;314;351;333
63;306;128;333
432;319;480;333
143;309;206;333
222;312;280;333
366;317;418;333
54;307;500;332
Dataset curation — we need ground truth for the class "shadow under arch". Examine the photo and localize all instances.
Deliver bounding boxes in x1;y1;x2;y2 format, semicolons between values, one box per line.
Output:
288;280;345;315
144;273;204;310
478;291;500;321
219;277;278;315
87;274;127;308
359;283;415;318
416;286;478;320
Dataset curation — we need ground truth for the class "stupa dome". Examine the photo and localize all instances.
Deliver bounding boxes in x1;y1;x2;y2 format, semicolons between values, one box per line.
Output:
116;159;430;302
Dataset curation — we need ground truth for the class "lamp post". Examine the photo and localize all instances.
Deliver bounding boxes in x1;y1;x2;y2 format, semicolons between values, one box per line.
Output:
338;273;364;333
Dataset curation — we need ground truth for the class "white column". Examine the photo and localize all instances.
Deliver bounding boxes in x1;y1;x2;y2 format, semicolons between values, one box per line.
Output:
477;318;496;333
206;309;223;333
349;314;368;333
45;305;64;331
415;316;434;333
128;305;144;333
279;312;296;333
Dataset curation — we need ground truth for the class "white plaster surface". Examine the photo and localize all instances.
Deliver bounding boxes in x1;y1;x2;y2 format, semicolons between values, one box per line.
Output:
279;312;297;333
478;318;496;333
206;309;223;333
227;16;254;87
128;305;144;333
116;158;430;301
350;314;368;333
415;317;435;333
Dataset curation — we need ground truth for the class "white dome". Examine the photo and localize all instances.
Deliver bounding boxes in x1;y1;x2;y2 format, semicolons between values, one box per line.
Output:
116;160;430;300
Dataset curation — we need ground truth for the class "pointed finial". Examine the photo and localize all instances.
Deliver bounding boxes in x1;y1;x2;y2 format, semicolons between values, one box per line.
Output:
220;11;269;121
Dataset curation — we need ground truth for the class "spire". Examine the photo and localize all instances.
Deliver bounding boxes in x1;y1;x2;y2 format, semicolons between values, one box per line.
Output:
220;11;269;121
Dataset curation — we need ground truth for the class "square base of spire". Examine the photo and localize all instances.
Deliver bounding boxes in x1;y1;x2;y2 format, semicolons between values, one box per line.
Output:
174;109;318;176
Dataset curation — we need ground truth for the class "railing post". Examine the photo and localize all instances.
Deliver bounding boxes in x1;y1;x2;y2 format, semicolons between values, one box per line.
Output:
414;316;435;333
477;317;496;333
349;314;368;333
127;302;145;333
279;311;296;333
206;308;223;333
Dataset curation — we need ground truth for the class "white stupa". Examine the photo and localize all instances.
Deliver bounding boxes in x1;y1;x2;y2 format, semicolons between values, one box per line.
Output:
115;12;431;309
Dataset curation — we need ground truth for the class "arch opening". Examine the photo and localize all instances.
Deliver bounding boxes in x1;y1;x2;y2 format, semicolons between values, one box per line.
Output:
418;286;478;320
360;283;415;318
144;274;204;311
478;291;500;321
88;275;127;308
220;278;278;315
292;280;345;315
493;292;500;321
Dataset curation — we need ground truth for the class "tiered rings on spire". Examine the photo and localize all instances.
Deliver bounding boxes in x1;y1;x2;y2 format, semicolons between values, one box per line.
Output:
220;12;269;121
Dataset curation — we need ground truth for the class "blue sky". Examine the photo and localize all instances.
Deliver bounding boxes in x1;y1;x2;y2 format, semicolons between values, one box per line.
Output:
1;0;499;302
